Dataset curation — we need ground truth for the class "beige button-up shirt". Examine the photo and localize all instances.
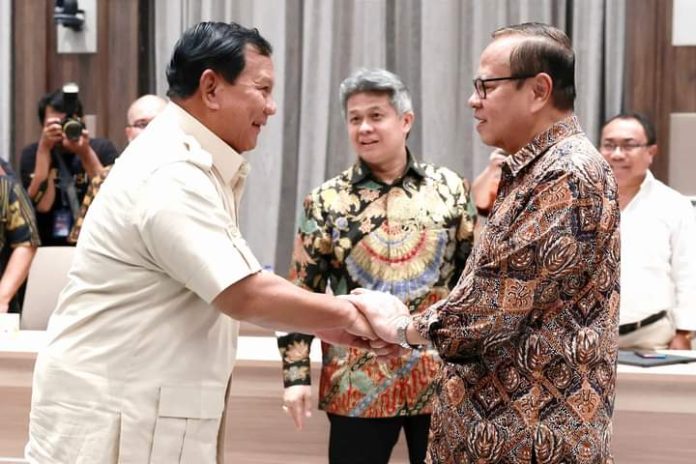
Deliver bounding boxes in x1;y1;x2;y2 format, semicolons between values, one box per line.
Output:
26;103;261;463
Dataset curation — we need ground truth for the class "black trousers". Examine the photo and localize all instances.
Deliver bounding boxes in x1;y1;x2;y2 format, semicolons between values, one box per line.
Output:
327;413;431;464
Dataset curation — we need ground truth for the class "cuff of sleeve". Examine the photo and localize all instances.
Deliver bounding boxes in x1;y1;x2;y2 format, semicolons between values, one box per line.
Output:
412;310;436;342
281;357;312;388
278;333;313;388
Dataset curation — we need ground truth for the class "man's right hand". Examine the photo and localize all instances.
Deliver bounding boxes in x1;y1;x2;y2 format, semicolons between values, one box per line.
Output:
282;385;313;430
342;290;409;345
39;117;63;151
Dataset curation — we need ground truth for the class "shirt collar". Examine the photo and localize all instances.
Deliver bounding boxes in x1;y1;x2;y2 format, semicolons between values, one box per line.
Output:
634;170;656;199
166;102;249;184
349;147;426;185
505;114;583;177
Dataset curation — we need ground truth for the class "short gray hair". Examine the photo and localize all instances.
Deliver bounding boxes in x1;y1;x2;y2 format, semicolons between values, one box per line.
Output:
339;68;413;118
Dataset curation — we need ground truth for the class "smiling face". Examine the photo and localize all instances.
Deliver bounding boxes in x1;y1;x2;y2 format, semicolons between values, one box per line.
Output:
345;91;413;170
600;117;656;190
214;46;277;152
468;36;537;154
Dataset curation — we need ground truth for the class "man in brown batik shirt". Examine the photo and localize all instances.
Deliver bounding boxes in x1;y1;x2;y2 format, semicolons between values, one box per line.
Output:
348;22;620;464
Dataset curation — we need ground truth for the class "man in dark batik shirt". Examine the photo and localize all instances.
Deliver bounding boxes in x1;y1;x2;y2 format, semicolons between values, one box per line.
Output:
277;68;475;464
0;164;40;314
348;24;620;464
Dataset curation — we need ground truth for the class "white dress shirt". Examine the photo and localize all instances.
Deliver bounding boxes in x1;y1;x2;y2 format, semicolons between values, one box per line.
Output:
619;171;696;331
26;103;261;463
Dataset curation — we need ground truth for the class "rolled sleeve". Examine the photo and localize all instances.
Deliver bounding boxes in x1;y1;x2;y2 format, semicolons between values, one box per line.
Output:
137;163;261;304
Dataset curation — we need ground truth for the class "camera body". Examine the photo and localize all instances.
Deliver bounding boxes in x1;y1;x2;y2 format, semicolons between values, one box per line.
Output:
60;82;85;142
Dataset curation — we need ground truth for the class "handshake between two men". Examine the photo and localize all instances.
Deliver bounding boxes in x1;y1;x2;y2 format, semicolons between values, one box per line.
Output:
315;288;428;361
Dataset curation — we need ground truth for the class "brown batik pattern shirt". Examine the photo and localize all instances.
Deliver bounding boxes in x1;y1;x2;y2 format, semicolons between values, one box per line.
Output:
413;115;620;464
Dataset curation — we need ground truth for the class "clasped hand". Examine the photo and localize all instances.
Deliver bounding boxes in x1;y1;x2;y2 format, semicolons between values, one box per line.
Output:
316;289;410;361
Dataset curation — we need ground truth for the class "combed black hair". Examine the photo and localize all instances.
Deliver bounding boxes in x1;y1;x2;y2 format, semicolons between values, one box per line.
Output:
601;112;657;145
166;21;273;99
38;88;84;124
493;22;576;111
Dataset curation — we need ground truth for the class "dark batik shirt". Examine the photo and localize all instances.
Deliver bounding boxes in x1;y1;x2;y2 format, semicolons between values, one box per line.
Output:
414;115;620;463
278;151;475;417
0;175;41;313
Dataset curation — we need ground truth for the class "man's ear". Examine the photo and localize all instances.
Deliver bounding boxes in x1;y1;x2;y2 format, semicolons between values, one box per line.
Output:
401;111;414;134
200;69;221;110
647;144;658;165
529;72;553;112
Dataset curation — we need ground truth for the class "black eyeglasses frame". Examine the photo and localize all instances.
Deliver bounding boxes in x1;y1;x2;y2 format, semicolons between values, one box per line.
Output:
473;74;537;99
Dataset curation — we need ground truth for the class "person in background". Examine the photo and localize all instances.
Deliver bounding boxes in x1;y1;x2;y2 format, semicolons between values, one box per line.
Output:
67;94;167;243
348;22;620;463
124;94;168;143
277;68;475;464
600;112;696;349
0;163;40;314
19;87;118;246
470;148;506;240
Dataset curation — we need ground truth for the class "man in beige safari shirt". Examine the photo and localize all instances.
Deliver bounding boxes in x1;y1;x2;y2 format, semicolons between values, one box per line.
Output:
26;22;405;464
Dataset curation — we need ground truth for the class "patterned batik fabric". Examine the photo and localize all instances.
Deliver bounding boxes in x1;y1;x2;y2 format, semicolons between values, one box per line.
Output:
0;175;41;312
68;165;112;244
0;176;41;253
413;115;621;464
278;151;475;418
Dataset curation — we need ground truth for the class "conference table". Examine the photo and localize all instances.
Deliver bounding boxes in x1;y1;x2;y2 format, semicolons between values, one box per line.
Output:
1;330;695;463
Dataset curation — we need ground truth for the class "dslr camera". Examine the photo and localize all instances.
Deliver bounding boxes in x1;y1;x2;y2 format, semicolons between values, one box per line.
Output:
61;82;85;142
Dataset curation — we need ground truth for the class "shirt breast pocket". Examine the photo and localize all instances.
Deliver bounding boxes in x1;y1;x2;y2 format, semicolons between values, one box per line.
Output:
149;385;225;463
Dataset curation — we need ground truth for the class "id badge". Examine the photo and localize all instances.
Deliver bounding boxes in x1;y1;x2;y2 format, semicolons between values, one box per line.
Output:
53;208;73;238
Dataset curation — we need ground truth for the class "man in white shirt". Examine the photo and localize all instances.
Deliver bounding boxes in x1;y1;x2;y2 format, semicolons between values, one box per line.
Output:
600;112;696;350
25;21;403;464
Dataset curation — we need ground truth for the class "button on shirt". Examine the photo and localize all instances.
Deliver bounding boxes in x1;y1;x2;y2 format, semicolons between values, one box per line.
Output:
26;102;261;464
619;171;696;330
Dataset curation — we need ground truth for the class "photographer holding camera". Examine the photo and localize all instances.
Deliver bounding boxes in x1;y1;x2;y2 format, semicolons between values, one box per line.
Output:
20;84;118;246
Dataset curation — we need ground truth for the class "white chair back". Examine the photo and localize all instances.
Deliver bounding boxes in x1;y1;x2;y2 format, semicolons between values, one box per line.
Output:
20;246;75;330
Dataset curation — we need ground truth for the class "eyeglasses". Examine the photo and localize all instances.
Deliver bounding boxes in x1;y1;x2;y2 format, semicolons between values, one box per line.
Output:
127;119;151;130
473;74;537;99
599;142;650;154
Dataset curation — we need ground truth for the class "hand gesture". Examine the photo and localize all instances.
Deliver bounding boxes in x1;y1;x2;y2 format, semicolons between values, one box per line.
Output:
282;385;312;430
39;117;63;151
315;304;376;350
341;289;409;345
62;127;91;157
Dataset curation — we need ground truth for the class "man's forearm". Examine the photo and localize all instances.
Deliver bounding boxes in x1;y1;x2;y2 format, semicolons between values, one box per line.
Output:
213;271;357;333
0;246;37;308
78;147;105;179
27;146;52;199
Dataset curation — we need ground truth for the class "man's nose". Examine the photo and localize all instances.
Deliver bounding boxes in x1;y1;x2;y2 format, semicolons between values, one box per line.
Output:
265;96;277;115
468;91;481;108
359;120;373;132
609;147;626;160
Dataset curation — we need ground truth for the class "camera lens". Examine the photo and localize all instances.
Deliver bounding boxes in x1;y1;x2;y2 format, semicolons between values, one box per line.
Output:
62;118;83;141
